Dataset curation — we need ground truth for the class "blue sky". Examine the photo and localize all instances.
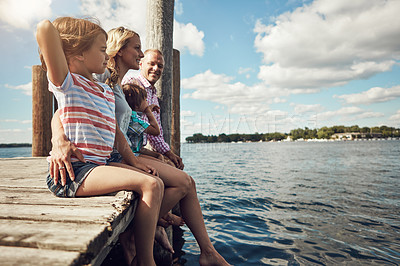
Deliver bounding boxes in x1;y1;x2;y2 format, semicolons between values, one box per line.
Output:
1;0;400;143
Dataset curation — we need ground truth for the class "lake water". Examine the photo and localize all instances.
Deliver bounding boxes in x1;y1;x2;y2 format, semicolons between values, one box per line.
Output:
178;141;400;265
2;141;399;265
0;147;32;158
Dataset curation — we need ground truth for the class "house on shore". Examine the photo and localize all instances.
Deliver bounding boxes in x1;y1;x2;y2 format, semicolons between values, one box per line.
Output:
331;132;383;140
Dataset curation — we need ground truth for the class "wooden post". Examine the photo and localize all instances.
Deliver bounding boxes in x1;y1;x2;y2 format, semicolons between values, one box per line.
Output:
146;1;176;263
171;49;181;156
146;0;174;146
32;65;52;157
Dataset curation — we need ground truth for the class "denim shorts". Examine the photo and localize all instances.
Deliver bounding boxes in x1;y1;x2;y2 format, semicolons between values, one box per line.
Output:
106;151;140;165
107;151;123;164
46;161;99;198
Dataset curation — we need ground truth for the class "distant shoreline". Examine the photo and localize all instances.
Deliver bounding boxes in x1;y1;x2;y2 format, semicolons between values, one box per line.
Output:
0;143;32;148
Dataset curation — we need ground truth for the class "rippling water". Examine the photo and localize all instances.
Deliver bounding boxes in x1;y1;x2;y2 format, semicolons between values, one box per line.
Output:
3;142;399;265
179;141;400;265
0;147;32;158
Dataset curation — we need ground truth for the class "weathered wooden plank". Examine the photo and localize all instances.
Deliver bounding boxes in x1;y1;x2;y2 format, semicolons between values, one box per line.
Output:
0;187;123;206
0;157;139;265
0;157;48;187
0;245;80;266
0;203;120;222
0;219;106;252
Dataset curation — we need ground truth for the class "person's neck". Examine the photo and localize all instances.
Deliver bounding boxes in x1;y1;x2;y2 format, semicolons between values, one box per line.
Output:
117;63;129;86
69;63;94;81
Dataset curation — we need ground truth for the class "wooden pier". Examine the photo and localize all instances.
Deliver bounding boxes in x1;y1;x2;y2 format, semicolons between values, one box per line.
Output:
0;157;138;266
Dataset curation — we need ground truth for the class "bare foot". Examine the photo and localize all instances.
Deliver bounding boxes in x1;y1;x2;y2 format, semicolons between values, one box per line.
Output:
154;226;174;253
119;230;136;265
162;212;185;227
199;248;231;266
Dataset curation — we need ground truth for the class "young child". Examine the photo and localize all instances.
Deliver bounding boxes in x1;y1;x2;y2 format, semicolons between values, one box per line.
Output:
122;83;174;166
36;17;162;266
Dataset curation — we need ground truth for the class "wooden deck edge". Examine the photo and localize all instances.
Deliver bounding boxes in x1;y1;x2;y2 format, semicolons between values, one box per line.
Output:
73;192;139;266
88;193;138;266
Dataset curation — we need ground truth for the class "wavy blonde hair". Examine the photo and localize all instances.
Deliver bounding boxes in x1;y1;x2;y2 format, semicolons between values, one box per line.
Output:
106;27;140;87
40;17;107;71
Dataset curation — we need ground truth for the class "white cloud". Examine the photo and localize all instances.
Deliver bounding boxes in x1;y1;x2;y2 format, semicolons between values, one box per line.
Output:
80;0;147;36
335;85;400;105
291;103;325;114
80;0;205;56
173;21;205;56
0;128;32;143
238;67;252;75
0;0;52;30
389;110;400;122
182;70;292;116
388;109;400;128
5;82;32;96
175;0;183;15
0;119;32;124
181;110;196;117
317;106;383;122
254;0;400;92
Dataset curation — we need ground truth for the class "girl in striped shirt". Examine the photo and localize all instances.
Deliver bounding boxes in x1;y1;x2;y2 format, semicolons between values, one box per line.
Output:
36;17;162;266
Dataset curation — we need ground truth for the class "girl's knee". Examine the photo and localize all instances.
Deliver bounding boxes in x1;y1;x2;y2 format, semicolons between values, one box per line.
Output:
143;176;164;198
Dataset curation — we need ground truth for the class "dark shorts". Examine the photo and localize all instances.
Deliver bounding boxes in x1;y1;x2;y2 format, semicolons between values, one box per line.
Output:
46;161;99;198
106;151;140;165
107;151;123;164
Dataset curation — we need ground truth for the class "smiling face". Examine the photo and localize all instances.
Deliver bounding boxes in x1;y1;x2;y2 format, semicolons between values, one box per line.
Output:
140;51;164;86
118;35;144;70
82;33;109;74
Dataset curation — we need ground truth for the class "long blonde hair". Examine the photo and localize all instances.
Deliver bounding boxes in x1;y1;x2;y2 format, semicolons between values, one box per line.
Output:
106;27;140;87
40;17;107;71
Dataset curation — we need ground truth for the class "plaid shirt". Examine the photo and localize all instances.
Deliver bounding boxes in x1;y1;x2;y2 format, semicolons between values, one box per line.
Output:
122;73;171;154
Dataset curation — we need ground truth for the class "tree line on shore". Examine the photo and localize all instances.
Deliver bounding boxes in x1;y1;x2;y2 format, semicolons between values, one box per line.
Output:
185;125;400;143
0;143;32;148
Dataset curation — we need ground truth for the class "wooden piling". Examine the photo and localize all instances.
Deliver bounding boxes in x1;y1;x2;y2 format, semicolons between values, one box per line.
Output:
171;49;181;156
32;65;52;157
146;1;176;264
146;0;174;146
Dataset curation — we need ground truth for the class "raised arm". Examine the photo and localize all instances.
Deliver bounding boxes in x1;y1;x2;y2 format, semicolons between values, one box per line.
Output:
143;105;160;136
36;19;69;86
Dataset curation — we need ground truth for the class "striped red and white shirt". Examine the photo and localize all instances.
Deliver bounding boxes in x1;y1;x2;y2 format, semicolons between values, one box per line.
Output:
122;72;171;154
49;72;116;165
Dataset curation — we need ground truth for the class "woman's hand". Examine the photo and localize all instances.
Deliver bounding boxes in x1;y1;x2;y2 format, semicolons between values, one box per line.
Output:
50;137;85;186
133;162;159;176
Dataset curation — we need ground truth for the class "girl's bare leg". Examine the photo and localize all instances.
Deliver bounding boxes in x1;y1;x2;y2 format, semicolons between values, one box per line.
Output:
134;158;230;265
76;165;163;266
